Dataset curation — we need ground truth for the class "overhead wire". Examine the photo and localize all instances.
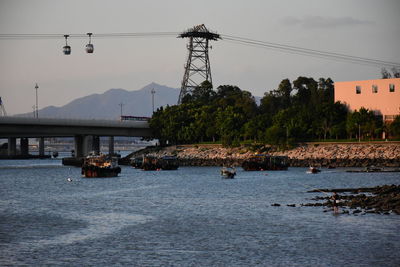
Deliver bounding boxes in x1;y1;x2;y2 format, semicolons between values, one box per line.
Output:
220;34;400;68
0;32;179;40
0;31;398;68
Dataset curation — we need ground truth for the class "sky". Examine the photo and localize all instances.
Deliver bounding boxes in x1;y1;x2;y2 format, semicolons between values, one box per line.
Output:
0;0;399;115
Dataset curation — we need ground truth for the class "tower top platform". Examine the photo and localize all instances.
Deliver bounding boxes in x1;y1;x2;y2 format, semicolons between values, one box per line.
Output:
178;24;220;41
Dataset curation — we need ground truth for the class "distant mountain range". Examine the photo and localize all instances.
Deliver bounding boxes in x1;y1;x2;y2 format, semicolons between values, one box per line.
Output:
16;82;261;119
17;83;180;120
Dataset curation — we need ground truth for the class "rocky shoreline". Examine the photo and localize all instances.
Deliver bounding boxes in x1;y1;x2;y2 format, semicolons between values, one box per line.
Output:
305;185;400;215
126;142;400;168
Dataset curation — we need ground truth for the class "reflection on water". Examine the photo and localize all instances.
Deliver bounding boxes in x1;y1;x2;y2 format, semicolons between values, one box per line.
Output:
0;159;399;266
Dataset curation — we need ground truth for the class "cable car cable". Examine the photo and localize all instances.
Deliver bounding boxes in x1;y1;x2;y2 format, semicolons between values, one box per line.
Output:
0;31;398;67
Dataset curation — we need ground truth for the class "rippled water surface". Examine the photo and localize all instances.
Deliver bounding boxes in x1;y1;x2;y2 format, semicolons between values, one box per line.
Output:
0;158;399;266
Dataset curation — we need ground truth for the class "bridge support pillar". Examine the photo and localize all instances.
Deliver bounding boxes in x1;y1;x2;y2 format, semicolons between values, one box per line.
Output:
74;135;84;158
20;138;29;156
108;136;114;155
75;135;100;157
92;136;100;155
7;137;16;156
82;136;92;156
39;138;45;156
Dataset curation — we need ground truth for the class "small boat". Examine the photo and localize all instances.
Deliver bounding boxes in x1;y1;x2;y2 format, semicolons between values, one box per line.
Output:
242;155;288;171
221;167;236;179
81;153;121;178
307;166;321;174
140;155;179;171
158;156;179;170
131;157;143;169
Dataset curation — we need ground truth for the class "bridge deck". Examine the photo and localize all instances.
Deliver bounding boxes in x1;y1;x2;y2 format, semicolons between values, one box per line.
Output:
0;117;151;138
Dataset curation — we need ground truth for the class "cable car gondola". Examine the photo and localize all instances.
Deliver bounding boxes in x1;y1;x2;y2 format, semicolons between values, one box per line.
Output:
85;33;94;53
63;35;71;55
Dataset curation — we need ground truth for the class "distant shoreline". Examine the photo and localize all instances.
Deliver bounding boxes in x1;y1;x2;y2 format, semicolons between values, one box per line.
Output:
127;142;400;167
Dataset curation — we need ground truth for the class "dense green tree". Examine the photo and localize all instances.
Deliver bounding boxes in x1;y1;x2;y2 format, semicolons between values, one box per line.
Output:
390;116;400;138
182;81;215;104
150;76;355;147
346;107;382;140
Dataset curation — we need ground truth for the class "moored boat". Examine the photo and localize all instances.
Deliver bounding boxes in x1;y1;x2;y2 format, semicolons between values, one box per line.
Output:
242;155;288;171
131;157;143;169
81;153;121;178
140;155;179;171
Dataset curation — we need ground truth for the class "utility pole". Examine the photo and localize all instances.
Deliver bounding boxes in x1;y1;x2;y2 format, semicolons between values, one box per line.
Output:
34;83;39;118
118;102;124;118
0;97;7;116
151;88;155;113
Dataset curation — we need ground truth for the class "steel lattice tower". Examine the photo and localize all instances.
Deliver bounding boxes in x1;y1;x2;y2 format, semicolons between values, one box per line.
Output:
178;24;220;103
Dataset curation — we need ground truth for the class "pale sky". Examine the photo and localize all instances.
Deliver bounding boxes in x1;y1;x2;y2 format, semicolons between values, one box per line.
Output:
0;0;399;115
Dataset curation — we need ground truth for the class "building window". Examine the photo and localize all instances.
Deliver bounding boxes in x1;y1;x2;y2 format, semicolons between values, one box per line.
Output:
389;84;395;92
356;86;361;94
372;85;378;93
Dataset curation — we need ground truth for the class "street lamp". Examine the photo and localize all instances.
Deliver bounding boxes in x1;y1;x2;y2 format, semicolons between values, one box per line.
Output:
34;83;39;118
118;102;124;118
151;88;155;113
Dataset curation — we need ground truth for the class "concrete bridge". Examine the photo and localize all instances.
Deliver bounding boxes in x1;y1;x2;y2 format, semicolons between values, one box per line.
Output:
0;117;151;157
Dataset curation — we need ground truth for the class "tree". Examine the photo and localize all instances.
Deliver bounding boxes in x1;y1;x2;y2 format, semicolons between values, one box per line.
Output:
382;67;400;78
183;80;215;104
390;116;400;138
381;68;392;79
391;67;400;78
346;107;382;140
215;106;245;147
318;78;334;103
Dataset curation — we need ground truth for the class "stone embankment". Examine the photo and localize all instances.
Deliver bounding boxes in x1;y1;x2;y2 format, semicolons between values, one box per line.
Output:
127;142;400;167
274;143;400;167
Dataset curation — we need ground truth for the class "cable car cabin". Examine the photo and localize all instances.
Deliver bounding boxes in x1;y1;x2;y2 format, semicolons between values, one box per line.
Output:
63;45;71;55
86;43;94;53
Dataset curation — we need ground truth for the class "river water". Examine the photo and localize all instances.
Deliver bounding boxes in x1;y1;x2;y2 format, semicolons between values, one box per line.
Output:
0;158;399;266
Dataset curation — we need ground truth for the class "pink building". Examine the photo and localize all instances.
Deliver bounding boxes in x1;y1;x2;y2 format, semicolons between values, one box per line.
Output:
334;78;400;122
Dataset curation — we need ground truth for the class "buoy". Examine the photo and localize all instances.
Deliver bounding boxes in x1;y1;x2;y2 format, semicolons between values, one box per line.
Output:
67;177;73;182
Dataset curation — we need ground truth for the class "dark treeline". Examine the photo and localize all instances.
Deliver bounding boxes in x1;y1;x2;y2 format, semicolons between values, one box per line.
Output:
150;78;400;147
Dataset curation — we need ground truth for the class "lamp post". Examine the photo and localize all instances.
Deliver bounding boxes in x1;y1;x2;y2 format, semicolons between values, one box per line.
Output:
358;123;361;142
151;88;155;113
118;102;124;118
34;83;39;118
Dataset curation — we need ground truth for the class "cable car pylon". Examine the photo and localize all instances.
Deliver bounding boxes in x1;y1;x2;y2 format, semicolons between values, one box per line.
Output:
178;24;220;104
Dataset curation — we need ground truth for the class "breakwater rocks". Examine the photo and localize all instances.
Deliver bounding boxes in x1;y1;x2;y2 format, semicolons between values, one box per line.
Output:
125;142;400;167
276;143;400;167
127;145;253;167
306;185;400;215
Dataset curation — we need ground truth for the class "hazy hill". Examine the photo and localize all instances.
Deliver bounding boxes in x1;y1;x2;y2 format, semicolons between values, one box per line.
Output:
17;83;180;119
16;82;261;119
